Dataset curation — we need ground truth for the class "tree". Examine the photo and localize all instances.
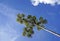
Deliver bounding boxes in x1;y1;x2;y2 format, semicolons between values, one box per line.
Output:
16;13;60;38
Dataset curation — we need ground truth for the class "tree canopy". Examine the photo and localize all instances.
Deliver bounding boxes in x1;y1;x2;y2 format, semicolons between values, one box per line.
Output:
17;13;47;38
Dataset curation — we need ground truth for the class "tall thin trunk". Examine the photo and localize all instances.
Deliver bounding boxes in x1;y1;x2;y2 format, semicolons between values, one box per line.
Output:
41;27;60;37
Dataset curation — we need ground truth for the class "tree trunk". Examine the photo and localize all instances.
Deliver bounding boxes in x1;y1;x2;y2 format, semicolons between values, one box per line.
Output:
41;27;60;37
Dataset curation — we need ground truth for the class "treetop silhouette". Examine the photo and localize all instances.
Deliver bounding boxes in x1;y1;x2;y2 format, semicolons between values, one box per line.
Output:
17;13;60;38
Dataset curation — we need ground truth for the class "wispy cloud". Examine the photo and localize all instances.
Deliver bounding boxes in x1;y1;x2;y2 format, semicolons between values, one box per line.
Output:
31;0;60;6
0;24;19;41
0;3;20;41
0;3;20;19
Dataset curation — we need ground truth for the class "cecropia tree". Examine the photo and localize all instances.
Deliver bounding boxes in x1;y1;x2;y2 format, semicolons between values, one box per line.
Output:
16;13;60;38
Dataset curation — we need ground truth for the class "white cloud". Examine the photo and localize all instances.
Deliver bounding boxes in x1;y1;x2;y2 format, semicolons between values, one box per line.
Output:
31;0;60;6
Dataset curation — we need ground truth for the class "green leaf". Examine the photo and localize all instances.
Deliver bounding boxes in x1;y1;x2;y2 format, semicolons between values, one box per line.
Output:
42;19;47;24
39;17;43;20
36;22;40;25
16;18;20;22
17;18;23;24
17;14;22;18
24;28;27;31
19;20;23;24
23;19;29;26
37;26;42;30
27;15;32;19
30;30;34;34
17;14;25;19
33;16;36;20
21;14;25;17
17;14;47;38
22;31;26;36
24;22;29;26
27;33;32;37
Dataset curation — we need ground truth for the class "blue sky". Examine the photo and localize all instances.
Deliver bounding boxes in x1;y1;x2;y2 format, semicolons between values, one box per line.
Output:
0;0;60;41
